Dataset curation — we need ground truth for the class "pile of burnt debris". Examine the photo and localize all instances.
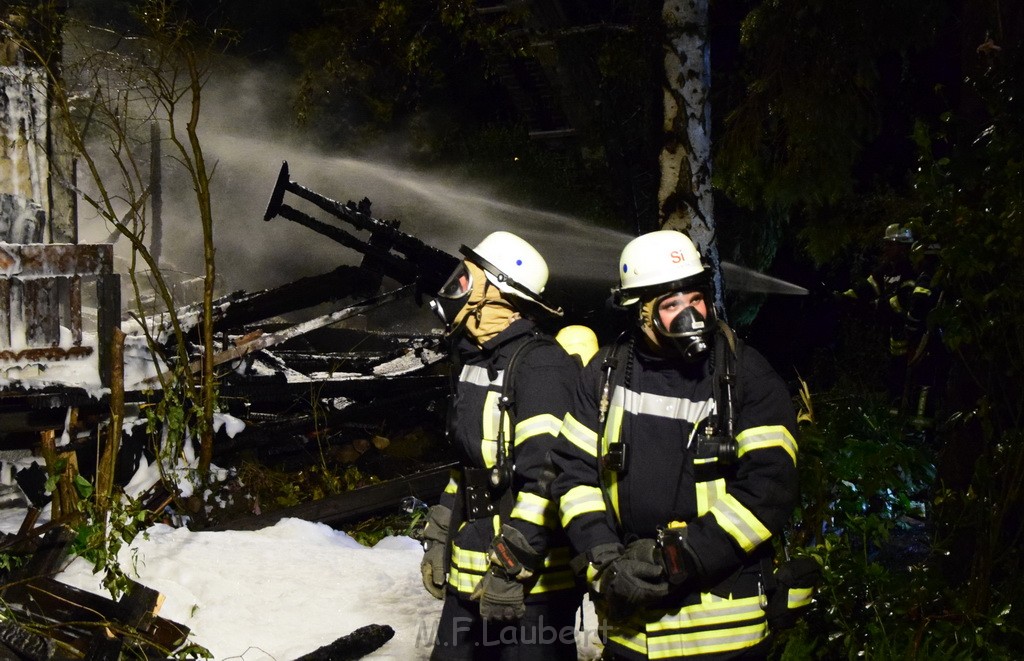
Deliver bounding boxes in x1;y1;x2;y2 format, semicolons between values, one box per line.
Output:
0;163;467;658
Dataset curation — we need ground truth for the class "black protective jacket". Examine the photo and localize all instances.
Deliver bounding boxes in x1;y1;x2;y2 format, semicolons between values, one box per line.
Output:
551;327;799;659
439;318;580;601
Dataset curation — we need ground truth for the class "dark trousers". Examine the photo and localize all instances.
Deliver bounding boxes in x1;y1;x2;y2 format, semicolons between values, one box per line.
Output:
430;591;581;661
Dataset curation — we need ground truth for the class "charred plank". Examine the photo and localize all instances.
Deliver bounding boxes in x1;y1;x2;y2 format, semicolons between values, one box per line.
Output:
205;461;455;531
293;623;395;661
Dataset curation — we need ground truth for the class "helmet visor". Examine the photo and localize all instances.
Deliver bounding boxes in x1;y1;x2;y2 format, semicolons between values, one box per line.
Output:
437;262;473;299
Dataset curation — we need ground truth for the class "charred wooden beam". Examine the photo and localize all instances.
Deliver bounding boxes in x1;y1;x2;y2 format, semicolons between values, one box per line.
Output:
0;577;190;658
203;265;380;334
294;623;396;661
217;373;447;411
205;461;456;531
213;376;447;457
263;162;459;296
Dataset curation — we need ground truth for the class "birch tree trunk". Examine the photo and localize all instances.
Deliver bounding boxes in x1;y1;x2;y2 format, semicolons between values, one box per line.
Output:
659;0;723;306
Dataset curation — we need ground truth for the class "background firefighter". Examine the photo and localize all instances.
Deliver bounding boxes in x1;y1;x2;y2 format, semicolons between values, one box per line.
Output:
835;224;949;441
550;230;799;660
422;231;584;660
835;223;918;409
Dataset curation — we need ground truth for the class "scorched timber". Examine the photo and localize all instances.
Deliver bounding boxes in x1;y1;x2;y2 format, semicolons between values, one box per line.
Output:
206;461;456;531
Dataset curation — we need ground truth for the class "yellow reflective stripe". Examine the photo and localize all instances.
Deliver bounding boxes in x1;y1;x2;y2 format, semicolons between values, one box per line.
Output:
448;566;481;594
648;594;764;631
648;623;767;658
449;544;488;594
788;587;814;609
451;545;575;595
607;626;647;655
710;493;772;552
451;545;490;573
561;412;598;457
866;275;881;297
532;568;576;593
695;481;711;517
603;404;624;521
560;485;607;527
735;425;797;464
607;594;768;658
889;294;904;313
511;491;556;527
695;474;725;516
480;391;508;464
913;286;931;295
514;413;562;445
533;548;576;592
890;338;908;355
444;472;459;495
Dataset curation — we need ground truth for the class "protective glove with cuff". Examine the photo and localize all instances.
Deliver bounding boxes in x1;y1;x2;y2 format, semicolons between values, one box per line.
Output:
472;524;543;621
600;538;672;608
419;504;451;600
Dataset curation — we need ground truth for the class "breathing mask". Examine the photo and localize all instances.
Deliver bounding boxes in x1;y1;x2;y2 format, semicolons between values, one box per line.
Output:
649;291;713;362
430;261;520;343
429;261;475;330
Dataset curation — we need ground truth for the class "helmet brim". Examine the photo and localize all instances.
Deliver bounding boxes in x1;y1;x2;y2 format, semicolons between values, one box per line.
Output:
614;271;712;307
459;245;563;317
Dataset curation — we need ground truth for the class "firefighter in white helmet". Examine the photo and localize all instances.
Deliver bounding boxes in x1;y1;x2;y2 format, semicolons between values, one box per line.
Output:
550;229;801;660
835;223;919;408
423;231;583;660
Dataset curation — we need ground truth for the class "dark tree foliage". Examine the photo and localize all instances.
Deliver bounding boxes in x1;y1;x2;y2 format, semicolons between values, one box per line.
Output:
44;1;1024;655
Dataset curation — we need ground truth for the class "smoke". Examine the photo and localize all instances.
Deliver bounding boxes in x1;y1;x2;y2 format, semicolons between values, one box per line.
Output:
77;61;631;303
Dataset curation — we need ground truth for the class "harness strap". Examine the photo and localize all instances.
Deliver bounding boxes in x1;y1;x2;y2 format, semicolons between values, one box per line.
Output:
476;334;556;524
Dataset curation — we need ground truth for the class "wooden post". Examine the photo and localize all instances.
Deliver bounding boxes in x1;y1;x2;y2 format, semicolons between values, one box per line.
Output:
38;428;80;521
97;272;121;388
96;328;125;509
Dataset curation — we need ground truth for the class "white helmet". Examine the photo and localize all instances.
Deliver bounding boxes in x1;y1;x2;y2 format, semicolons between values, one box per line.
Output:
461;231;561;315
615;230;709;305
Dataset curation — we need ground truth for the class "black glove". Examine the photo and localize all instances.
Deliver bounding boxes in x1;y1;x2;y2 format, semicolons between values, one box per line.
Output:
472;524;544;621
473;566;526;620
420;504;451;600
600;538;671;609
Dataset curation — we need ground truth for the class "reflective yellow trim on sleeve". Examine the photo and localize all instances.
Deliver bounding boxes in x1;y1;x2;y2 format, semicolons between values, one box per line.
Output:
514;413;562;445
913;286;931;296
559;485;607;527
735;424;798;464
511;491;556;528
788;587;814;610
710;493;773;552
561;412;598;457
695;474;726;516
